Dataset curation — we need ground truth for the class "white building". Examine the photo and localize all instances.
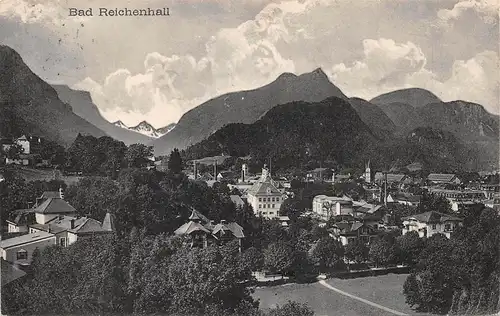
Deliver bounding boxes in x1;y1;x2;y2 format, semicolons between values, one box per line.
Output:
246;165;286;219
312;195;353;221
402;211;463;238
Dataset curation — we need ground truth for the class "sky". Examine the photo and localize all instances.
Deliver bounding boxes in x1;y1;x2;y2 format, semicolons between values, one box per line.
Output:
0;0;498;128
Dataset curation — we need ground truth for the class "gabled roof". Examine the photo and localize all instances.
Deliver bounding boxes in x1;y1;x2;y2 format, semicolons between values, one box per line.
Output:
402;211;462;223
374;173;406;183
230;195;245;206
0;232;55;249
427;174;457;182
39;191;60;199
212;222;245;239
8;209;35;225
34;198;76;214
174;221;211;235
247;180;281;196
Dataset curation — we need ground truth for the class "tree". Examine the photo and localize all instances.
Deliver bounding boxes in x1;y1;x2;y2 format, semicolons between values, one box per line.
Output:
39;140;66;166
266;301;315;316
396;231;424;266
167;148;183;174
311;237;345;272
418;192;452;214
264;242;293;274
242;247;264;271
369;234;399;267
125;144;153;168
5;143;24;159
345;240;369;265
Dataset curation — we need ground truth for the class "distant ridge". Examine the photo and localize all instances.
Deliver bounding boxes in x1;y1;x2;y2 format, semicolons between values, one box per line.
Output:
0;45;106;144
370;88;442;108
151;67;349;155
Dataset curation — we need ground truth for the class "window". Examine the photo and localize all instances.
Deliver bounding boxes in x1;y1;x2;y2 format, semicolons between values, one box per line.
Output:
263;212;267;215
59;237;67;247
269;211;274;216
431;224;437;230
272;204;275;208
271;197;275;202
258;204;262;209
267;197;271;202
16;249;28;260
445;224;451;231
259;198;262;202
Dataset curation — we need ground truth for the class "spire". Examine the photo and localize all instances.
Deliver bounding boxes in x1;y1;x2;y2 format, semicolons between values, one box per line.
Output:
102;213;116;232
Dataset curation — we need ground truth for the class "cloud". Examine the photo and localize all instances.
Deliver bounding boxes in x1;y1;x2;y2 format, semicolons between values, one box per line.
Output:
2;0;498;125
438;0;499;25
329;38;499;114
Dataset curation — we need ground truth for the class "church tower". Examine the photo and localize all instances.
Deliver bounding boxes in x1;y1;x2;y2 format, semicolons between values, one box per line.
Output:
365;160;371;183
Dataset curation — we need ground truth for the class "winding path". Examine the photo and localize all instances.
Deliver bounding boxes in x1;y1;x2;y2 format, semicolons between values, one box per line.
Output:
318;280;409;316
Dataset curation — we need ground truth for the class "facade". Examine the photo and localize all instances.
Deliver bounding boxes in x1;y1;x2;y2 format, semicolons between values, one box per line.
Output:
312;195;353;221
0;232;56;266
330;221;379;246
246;166;286;219
402;211;463;238
428;188;487;201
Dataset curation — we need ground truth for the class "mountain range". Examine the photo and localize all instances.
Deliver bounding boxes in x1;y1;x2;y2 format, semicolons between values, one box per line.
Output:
151;68;352;155
51;85;153;145
112;120;176;139
0;45;106;145
1;45;497;171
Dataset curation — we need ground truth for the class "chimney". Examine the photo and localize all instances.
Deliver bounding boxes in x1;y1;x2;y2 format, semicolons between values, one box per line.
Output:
70;219;75;229
220;219;227;225
59;187;64;200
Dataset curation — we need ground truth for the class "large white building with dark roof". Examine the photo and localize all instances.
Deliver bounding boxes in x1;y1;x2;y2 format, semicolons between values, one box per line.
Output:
246;165;286;219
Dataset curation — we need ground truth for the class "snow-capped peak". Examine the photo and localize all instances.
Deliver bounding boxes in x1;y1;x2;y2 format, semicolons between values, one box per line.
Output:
112;120;128;129
112;120;176;138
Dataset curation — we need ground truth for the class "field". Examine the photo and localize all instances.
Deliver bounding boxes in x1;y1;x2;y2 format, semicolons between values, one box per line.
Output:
11;167;82;185
253;274;436;316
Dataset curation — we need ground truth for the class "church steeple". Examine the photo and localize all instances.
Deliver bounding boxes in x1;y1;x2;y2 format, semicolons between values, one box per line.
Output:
365;160;371;183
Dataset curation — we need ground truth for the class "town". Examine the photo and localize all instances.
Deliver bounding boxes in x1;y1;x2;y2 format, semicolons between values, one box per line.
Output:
1;133;499;316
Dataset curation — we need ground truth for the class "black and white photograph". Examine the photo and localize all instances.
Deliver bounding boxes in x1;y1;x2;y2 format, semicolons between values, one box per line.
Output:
0;0;499;315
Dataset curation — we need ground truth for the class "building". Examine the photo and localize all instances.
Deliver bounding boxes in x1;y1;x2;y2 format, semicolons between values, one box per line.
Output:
174;209;245;251
329;221;379;246
402;211;463;238
246;165;286;219
427;173;461;185
306;168;332;182
0;231;56;266
428;188;487;201
312;195;353;221
1;190;116;265
386;193;422;206
374;172;407;184
364;160;372;183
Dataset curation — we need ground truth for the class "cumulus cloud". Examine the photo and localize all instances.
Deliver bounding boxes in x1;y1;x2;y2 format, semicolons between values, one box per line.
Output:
438;0;499;25
2;0;499;125
329;38;499;114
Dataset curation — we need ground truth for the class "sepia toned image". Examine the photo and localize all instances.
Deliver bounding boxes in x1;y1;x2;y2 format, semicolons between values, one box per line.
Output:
0;0;498;315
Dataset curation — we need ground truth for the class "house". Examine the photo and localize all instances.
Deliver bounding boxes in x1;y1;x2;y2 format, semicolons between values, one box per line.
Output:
374;172;407;184
352;202;388;228
0;231;56;266
230;195;245;208
1;190;116;265
428;188;487;201
306;168;332;182
427;173;461;185
312;195;353;221
450;201;482;212
484;197;500;212
217;171;237;182
174;209;245;251
6;209;35;233
386;193;422;206
28;213;116;247
329;221;379;246
246;165;286;219
402;211;463;238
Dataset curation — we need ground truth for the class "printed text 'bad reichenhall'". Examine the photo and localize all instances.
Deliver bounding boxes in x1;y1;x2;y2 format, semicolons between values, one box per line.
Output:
69;8;170;17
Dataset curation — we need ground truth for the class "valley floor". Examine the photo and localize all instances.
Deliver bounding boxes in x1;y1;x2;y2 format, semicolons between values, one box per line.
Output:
252;274;436;316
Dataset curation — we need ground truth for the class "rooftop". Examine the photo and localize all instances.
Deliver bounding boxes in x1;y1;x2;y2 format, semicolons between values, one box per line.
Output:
0;231;55;249
402;211;462;224
34;198;76;215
